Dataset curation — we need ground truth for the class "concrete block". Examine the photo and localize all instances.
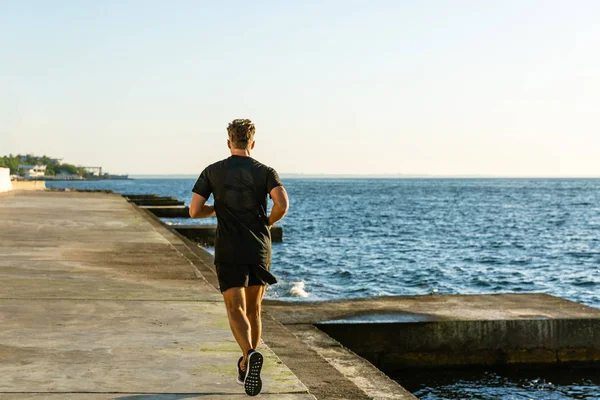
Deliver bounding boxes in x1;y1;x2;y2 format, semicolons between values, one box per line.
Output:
122;194;158;199
10;180;46;191
130;198;185;206
140;205;191;218
175;225;283;245
0;167;12;192
265;294;600;369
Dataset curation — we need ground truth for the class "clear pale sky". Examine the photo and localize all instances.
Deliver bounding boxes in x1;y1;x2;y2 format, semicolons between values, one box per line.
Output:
1;1;599;177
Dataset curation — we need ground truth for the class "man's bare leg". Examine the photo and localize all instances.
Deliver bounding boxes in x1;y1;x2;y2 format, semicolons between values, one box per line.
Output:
222;287;253;367
245;285;266;349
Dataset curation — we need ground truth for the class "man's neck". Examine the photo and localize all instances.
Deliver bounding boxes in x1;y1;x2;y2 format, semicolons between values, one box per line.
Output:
230;149;251;157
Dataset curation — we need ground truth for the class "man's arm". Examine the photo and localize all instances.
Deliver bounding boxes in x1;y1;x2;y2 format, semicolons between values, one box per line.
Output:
189;193;216;218
268;186;289;227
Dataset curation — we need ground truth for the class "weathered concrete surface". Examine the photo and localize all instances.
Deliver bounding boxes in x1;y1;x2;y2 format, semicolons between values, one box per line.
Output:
0;395;315;399
265;295;600;370
10;180;46;191
265;294;600;325
0;191;314;398
286;324;417;399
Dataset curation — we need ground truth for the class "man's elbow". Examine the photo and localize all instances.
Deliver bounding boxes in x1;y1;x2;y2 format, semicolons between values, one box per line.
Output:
189;208;199;218
277;199;289;215
283;200;290;214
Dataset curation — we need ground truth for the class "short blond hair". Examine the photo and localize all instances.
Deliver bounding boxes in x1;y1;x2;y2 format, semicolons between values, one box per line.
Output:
227;119;256;150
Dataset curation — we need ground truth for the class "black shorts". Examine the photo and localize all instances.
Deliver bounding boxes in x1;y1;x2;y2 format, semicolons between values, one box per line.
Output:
215;264;278;293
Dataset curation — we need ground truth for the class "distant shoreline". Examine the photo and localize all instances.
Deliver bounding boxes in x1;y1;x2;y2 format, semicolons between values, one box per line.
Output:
19;177;133;182
130;174;600;180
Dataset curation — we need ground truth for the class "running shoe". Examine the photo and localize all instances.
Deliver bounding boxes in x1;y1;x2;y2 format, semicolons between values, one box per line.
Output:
236;356;245;385
244;349;263;396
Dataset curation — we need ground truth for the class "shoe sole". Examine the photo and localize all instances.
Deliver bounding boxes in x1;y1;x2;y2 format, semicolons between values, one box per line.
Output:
244;351;263;396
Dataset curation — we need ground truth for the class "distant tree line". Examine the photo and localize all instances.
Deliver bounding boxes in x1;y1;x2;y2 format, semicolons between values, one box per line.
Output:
0;154;87;176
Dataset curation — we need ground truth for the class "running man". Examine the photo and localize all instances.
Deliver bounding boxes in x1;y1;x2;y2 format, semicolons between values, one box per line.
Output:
189;119;289;396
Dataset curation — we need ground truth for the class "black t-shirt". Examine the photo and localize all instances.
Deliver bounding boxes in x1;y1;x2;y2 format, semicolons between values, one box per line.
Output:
192;156;283;266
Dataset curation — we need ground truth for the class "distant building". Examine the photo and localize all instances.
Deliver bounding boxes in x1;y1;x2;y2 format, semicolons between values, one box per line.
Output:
55;171;82;180
18;164;47;179
84;166;103;176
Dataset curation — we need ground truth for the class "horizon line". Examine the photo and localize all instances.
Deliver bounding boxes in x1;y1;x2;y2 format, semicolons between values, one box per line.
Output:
129;173;600;179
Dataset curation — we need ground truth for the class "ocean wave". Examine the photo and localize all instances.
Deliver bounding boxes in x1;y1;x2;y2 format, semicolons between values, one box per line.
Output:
334;269;353;278
289;281;309;297
565;251;600;258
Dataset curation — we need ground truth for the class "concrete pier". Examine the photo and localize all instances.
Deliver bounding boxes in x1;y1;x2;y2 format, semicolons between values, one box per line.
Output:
5;190;593;399
265;294;600;372
0;191;314;399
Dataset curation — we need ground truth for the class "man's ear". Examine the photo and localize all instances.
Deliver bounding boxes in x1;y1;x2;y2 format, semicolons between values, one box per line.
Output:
251;141;256;150
227;140;231;149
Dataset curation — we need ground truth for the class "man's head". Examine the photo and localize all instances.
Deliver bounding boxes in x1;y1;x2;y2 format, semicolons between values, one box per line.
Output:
227;119;256;151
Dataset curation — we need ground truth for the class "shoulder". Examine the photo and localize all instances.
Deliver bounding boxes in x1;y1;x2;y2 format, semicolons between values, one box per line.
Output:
251;159;283;191
203;158;230;173
249;158;278;173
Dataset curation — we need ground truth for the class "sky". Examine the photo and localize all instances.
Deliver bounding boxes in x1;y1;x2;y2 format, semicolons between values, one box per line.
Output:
1;1;599;177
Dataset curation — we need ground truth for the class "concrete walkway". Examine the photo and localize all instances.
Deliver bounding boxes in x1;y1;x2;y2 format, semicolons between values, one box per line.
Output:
0;191;315;399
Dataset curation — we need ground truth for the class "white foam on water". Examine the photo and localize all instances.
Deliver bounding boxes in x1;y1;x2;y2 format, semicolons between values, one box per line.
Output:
289;281;309;297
